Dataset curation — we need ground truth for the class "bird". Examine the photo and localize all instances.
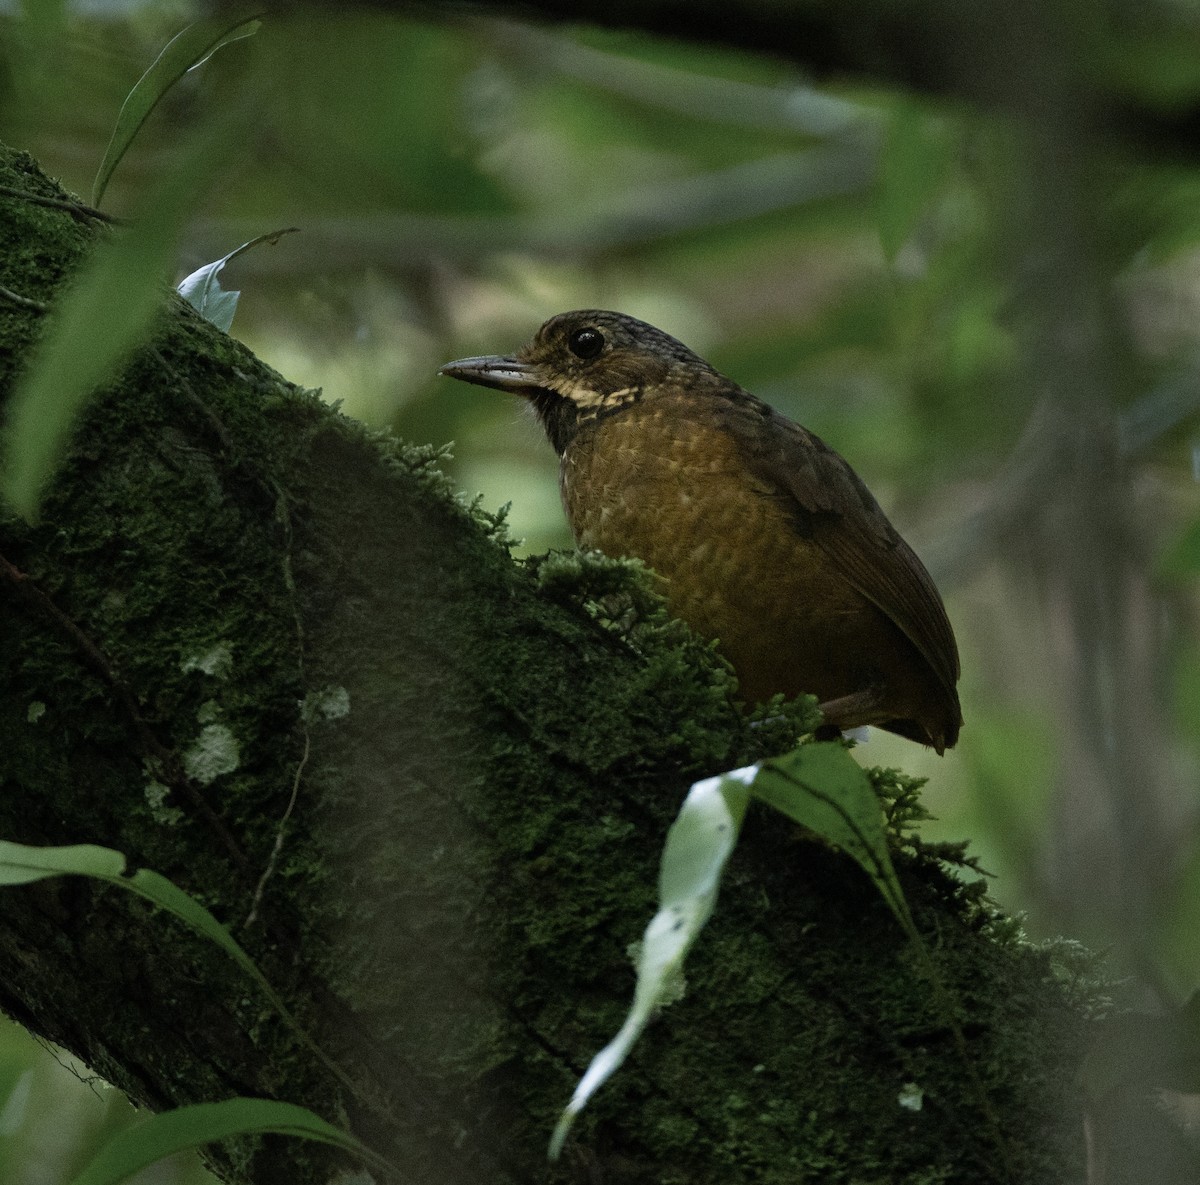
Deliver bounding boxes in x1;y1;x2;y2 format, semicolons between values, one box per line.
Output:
440;310;962;752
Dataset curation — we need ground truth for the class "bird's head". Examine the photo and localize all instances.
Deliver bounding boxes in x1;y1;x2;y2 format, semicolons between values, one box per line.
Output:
439;310;719;453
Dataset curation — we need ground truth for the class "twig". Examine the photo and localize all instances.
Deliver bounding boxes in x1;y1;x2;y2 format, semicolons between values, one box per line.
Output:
0;183;121;225
243;483;310;930
243;729;309;930
150;345;235;451
485;17;872;138
149;345;313;926
185;140;877;275
0;284;48;312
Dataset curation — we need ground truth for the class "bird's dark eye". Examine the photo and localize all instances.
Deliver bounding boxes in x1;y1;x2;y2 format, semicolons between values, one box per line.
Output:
568;327;605;360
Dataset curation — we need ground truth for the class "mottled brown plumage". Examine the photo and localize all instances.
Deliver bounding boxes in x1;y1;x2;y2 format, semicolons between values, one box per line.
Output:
440;310;962;751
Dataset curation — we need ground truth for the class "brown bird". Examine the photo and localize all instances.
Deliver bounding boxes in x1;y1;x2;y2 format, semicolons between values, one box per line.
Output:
440;311;962;751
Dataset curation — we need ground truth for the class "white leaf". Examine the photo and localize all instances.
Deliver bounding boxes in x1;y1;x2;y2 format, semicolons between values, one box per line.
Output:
549;766;755;1159
177;227;298;333
177;257;240;332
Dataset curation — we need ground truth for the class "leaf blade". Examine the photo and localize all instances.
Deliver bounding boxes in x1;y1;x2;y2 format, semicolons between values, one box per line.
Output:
2;127;229;520
749;742;916;935
549;768;752;1158
92;15;261;208
177;227;298;331
67;1098;365;1185
0;840;294;1027
0;837;385;1127
0;841;126;885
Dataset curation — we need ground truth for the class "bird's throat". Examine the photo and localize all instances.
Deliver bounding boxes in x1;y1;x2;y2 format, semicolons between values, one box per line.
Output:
529;389;580;456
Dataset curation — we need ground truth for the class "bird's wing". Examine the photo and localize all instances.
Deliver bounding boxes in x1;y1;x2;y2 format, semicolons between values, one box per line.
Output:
718;393;961;696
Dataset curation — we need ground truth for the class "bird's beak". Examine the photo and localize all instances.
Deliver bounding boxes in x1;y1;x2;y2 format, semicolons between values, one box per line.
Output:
438;355;541;394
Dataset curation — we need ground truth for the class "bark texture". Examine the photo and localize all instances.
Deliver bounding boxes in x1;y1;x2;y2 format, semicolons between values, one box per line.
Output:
0;145;1089;1184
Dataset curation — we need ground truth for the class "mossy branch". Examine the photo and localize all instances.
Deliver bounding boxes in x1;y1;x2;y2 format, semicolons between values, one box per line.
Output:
0;144;1087;1185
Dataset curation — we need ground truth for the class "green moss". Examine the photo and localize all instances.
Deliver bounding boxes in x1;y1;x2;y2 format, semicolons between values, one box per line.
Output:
0;144;1091;1185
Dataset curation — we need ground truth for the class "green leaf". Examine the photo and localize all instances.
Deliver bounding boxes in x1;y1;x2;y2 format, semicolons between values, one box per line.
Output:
0;220;165;518
549;768;752;1159
92;15;261;208
0;840;293;1033
749;742;915;935
0;840;398;1176
68;1098;365;1185
0;841;125;886
877;101;954;264
1;129;228;521
177;227;299;332
549;743;918;1159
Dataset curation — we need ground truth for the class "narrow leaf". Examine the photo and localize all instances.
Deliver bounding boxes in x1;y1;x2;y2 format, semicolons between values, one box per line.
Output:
749;742;915;935
0;838;381;1121
549;768;753;1158
2;128;227;521
68;1098;365;1185
0;840;294;1030
0;842;125;886
92;15;260;207
178;227;298;332
178;265;239;332
2;228;166;519
124;867;277;992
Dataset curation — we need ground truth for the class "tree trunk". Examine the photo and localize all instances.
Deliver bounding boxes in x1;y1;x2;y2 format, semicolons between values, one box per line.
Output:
0;144;1086;1184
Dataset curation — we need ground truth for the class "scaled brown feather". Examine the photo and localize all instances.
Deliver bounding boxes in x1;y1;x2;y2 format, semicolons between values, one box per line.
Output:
723;397;961;699
440;310;963;751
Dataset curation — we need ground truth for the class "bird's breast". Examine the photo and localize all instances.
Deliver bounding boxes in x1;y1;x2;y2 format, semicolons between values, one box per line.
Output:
561;402;761;563
558;400;890;705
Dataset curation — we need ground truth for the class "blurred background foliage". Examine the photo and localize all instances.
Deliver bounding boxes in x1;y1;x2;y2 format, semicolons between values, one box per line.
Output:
3;0;1200;1179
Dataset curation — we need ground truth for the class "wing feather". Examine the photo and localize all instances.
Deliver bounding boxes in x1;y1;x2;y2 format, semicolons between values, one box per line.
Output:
717;393;960;698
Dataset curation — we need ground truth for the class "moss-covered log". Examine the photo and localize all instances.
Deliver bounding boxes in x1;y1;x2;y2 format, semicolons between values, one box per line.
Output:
0;144;1087;1184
